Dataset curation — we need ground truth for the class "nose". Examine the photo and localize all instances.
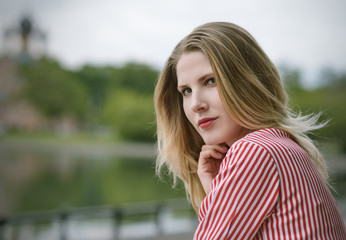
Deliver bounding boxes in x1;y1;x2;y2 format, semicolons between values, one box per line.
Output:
191;91;208;113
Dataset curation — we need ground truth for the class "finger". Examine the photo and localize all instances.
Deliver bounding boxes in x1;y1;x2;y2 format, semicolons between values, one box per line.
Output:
220;143;230;151
216;144;229;153
210;150;226;160
202;146;228;158
201;144;228;153
200;148;225;160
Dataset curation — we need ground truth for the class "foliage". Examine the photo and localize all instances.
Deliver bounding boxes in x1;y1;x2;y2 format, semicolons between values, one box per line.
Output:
74;65;110;109
73;62;159;128
19;58;87;119
17;58;159;141
281;66;346;152
74;62;158;106
279;64;304;94
113;62;159;94
102;90;156;142
15;56;346;149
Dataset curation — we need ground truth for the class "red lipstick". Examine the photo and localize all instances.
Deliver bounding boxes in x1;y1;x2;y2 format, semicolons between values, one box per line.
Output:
198;117;218;129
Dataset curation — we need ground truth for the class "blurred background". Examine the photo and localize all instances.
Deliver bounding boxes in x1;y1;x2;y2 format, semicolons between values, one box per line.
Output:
0;0;345;239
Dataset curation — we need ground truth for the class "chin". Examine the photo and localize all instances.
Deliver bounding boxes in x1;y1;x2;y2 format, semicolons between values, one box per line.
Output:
203;138;223;145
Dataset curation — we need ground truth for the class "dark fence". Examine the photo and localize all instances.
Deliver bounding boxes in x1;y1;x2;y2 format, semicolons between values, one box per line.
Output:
0;198;197;240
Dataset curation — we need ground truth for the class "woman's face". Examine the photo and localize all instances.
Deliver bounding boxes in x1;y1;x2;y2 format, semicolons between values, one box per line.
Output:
176;51;244;146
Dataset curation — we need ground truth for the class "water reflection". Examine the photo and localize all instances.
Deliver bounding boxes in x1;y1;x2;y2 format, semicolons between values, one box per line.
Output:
0;141;185;215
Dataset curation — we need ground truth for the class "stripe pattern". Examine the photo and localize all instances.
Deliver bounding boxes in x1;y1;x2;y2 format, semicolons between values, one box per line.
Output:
194;128;346;239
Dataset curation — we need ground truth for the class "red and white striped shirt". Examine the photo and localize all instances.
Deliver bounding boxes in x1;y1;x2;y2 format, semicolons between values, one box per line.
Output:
194;128;346;239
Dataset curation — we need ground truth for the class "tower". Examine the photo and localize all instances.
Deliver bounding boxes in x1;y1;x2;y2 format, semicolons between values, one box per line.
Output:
2;16;47;61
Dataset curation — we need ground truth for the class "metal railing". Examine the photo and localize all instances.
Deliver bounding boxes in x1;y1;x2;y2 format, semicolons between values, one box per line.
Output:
0;198;197;240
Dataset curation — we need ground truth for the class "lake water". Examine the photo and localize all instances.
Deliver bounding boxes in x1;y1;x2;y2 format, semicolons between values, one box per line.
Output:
0;139;188;215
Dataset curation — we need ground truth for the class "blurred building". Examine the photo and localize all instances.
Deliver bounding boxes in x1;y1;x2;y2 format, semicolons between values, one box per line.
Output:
0;17;47;133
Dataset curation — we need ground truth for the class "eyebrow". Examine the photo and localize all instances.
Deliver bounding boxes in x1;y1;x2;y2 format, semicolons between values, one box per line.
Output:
177;73;214;91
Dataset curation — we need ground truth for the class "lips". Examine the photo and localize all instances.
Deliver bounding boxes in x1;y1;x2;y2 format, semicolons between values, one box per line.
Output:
198;117;218;129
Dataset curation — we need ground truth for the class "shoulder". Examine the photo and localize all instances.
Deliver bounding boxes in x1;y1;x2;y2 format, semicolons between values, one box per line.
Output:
222;129;285;168
225;128;295;165
217;130;280;188
233;128;293;152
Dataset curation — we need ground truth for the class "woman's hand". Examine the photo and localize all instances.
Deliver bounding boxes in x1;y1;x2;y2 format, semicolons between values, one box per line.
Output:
197;144;229;195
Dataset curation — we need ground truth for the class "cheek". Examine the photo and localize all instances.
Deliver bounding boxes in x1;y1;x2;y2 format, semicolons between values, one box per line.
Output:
183;102;194;126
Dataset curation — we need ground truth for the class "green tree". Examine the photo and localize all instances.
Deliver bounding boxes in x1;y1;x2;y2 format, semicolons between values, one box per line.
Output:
102;89;155;142
279;64;304;97
116;62;159;94
20;58;87;119
319;67;346;88
75;63;159;126
285;67;346;153
75;65;112;109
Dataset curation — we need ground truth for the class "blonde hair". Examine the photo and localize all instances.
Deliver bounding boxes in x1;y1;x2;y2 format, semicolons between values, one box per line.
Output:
154;22;328;212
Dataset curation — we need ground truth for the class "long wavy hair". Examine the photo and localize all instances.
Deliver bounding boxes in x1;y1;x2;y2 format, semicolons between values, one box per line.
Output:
154;22;328;212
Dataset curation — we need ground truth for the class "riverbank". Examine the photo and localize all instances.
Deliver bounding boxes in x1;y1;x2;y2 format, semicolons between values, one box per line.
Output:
0;135;156;159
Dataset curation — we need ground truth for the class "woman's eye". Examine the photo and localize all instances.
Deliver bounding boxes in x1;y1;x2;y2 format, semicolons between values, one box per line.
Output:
206;78;216;86
181;88;192;96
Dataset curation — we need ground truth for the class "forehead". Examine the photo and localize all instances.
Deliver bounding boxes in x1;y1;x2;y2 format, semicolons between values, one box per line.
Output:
176;51;213;84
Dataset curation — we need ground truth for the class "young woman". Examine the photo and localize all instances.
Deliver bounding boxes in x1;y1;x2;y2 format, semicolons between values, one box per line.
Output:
154;22;346;239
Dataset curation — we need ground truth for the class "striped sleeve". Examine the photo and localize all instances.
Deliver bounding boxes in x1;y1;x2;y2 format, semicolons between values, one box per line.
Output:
194;141;280;240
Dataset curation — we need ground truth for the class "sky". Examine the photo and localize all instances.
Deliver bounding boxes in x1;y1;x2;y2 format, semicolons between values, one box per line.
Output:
0;0;345;87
